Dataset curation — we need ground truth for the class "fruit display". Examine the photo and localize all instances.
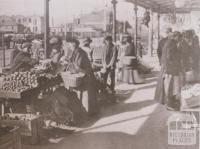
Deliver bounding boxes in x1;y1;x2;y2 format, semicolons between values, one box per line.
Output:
1;71;39;92
34;59;52;71
181;83;200;99
0;126;14;137
0;113;37;121
181;83;200;109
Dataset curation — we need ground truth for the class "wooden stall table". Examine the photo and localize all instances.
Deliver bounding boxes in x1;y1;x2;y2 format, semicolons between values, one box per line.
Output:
0;88;40;116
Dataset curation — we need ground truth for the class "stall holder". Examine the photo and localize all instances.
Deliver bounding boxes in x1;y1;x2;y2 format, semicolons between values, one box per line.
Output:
0;113;43;145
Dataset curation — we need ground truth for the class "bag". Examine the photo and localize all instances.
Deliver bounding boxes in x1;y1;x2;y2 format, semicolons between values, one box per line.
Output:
185;70;195;83
133;70;145;84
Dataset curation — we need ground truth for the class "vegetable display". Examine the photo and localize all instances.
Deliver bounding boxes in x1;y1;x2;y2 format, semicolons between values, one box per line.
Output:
1;71;39;92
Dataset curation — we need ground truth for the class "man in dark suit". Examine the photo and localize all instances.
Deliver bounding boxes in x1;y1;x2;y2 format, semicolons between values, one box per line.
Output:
159;31;182;110
157;27;172;65
101;36;118;95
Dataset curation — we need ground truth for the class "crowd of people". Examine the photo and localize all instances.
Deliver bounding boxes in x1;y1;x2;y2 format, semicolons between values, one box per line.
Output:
155;28;200;111
7;34;151;123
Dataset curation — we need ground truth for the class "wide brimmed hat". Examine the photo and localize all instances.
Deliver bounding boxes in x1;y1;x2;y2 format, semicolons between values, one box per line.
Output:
82;37;92;45
66;38;80;45
122;34;132;42
165;27;172;34
104;35;113;42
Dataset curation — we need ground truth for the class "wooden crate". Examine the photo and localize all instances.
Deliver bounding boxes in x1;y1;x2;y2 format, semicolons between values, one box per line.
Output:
0;87;40;99
0;113;44;144
0;127;22;149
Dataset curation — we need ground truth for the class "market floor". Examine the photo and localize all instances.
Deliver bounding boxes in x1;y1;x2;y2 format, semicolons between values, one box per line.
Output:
23;56;198;149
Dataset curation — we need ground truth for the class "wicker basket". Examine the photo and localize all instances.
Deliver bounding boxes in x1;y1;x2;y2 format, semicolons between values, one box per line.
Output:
61;72;85;88
122;56;136;66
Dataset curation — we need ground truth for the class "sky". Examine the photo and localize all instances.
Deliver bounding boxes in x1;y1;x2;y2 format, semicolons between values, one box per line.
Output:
0;0;144;25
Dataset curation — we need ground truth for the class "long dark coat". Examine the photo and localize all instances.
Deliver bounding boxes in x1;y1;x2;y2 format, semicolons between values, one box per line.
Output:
155;39;181;110
67;48;99;115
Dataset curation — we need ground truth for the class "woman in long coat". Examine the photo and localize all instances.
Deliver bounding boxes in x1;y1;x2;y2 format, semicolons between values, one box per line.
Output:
66;38;99;116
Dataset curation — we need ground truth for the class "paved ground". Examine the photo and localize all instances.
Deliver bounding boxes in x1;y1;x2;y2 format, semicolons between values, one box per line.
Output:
24;56;199;149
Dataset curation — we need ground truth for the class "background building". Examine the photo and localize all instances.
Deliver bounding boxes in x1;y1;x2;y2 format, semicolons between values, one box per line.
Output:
0;15;44;34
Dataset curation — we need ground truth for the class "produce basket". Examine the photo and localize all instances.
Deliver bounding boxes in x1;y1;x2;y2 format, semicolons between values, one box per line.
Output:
0;126;22;149
61;72;85;88
122;56;137;66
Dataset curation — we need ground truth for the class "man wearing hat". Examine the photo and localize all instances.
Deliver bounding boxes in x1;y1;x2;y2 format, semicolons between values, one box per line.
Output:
81;37;93;61
10;42;39;73
101;35;118;96
157;27;172;65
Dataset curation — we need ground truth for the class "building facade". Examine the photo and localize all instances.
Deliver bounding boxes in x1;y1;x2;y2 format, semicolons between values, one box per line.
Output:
0;15;44;34
50;25;65;36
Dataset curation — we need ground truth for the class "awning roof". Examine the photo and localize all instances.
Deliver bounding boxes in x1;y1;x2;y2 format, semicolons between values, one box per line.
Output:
125;0;200;13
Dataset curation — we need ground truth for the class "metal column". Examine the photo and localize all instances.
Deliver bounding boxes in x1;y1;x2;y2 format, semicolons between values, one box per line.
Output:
148;9;153;57
44;0;50;58
2;33;5;67
134;2;138;56
111;0;117;42
157;11;160;44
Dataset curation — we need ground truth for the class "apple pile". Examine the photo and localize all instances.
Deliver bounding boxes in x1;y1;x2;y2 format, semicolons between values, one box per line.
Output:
1;71;39;92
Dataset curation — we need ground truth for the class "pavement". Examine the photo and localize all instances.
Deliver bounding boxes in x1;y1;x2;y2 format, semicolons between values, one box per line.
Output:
24;56;199;149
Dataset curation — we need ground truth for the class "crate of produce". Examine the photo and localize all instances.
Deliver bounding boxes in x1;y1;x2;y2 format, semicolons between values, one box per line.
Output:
0;113;44;144
61;71;85;88
0;87;40;99
181;83;200;111
0;126;22;149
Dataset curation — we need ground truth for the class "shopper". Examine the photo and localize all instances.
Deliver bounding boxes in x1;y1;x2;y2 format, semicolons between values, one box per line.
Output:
65;38;99;116
81;37;93;62
101;36;118;95
157;27;172;65
155;32;182;111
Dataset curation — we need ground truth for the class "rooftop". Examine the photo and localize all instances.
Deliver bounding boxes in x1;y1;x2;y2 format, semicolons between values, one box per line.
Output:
125;0;200;13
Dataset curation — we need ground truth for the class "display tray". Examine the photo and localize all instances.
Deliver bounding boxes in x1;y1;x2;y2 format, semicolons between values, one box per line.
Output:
0;87;39;99
181;83;200;112
0;127;21;149
181;95;200;112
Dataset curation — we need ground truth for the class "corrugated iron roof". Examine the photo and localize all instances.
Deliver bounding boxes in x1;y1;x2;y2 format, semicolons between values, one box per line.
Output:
124;0;200;13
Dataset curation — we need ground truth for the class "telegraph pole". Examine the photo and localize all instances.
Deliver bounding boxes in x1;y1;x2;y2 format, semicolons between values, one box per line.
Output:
44;0;50;58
